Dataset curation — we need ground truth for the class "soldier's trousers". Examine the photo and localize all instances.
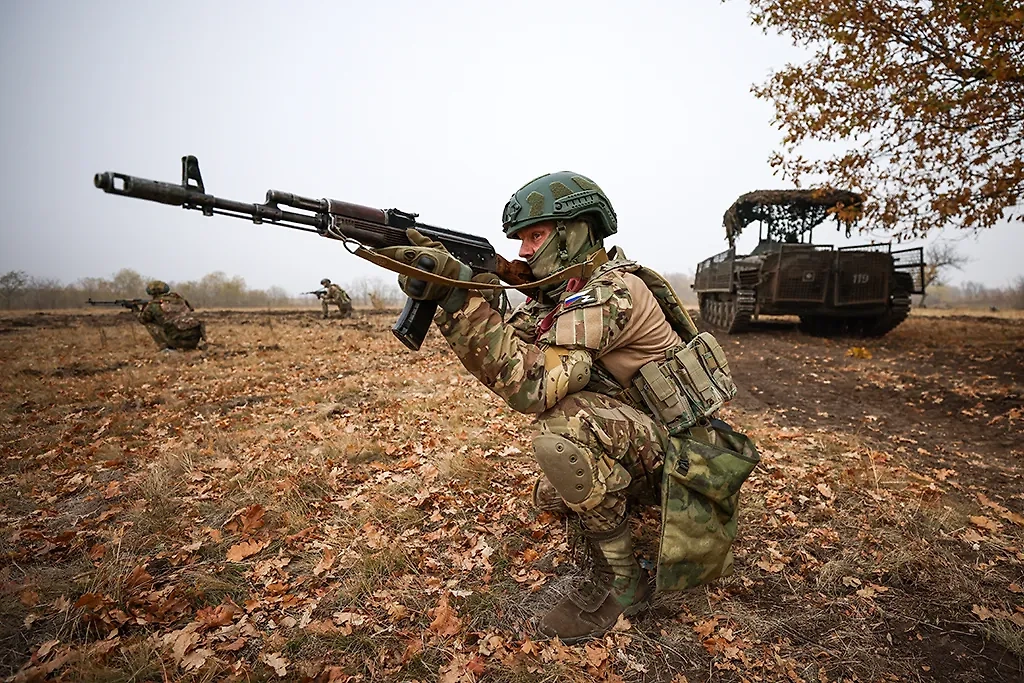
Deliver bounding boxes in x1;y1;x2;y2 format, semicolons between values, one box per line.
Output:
143;322;203;350
142;323;168;350
532;391;668;533
322;299;352;318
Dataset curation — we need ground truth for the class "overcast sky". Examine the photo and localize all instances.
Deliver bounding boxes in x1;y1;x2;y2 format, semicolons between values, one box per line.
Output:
1;0;1019;294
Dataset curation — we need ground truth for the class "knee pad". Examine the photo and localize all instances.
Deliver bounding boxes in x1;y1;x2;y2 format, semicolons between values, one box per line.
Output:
533;434;602;507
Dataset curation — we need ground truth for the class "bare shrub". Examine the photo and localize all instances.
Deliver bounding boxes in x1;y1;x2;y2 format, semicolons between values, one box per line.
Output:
352;277;401;310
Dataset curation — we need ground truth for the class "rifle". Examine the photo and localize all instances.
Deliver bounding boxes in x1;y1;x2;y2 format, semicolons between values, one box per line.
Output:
94;156;535;350
302;289;327;298
86;298;148;311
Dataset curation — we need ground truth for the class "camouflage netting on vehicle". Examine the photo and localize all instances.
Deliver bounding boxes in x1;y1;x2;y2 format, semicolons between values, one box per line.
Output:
723;189;864;246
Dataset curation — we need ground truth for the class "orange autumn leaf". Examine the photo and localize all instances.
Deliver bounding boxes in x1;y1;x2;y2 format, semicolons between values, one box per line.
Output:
972;604;994;621
584;643;609;668
196;602;238;629
428;593;463;637
261;652;289;677
226;538;269;562
694;618;718;638
224;504;266;536
313;548;336;577
969;516;1000;532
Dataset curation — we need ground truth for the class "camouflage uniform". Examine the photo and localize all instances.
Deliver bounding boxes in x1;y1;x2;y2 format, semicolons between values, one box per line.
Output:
379;173;757;643
138;281;205;350
319;279;352;319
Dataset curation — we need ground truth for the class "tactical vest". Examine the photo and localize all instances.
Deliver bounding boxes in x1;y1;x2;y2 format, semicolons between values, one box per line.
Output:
576;252;760;592
572;254;735;431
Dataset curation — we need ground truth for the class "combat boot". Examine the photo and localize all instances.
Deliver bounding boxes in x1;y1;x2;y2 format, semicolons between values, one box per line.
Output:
537;519;650;644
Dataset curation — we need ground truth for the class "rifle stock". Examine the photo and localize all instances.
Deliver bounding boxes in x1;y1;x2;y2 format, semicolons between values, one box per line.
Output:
94;156;535;349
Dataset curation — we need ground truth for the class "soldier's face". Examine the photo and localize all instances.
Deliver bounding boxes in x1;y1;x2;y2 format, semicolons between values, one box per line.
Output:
517;222;555;259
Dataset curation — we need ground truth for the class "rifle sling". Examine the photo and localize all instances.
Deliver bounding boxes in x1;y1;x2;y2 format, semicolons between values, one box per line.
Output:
352;245;608;292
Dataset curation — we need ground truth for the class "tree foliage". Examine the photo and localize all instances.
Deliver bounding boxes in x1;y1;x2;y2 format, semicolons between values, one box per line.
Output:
747;0;1023;238
0;270;28;309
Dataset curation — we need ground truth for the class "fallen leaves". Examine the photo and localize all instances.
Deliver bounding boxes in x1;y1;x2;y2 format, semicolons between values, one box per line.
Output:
971;603;1024;626
180;647;214;672
969;515;1001;533
972;604;994;620
226;538;270;562
224;504;266;535
331;611;366;636
5;310;1023;683
846;347;873;359
855;583;889;600
196;602;238;630
312;548;336;576
977;493;1024;527
261;651;289;677
584;643;610;668
428;593;463;637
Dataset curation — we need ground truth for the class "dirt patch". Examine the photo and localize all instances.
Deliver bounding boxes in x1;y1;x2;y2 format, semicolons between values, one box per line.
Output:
717;315;1024;506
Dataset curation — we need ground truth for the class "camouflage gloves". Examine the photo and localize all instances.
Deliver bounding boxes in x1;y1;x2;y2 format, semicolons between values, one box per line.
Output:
376;229;474;313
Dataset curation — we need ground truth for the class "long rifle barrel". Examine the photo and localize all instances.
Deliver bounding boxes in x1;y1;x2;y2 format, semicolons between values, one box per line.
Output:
93;155;531;350
93;171;324;233
92;157;499;270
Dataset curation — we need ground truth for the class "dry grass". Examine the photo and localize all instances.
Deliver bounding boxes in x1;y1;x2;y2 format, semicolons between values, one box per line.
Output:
1;309;1021;681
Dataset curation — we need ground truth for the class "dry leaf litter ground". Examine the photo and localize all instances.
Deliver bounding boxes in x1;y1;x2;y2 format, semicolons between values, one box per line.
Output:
1;308;1021;682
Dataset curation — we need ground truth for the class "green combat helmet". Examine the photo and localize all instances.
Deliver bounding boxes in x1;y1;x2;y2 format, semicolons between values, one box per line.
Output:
321;278;331;286
146;280;170;296
501;171;617;239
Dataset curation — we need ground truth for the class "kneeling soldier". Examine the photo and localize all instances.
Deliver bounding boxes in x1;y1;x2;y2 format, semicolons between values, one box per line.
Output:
319;278;352;319
378;173;758;642
138;280;205;350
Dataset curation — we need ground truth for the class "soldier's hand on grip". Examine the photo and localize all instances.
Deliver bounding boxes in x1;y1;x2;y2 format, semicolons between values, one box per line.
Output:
375;229;473;313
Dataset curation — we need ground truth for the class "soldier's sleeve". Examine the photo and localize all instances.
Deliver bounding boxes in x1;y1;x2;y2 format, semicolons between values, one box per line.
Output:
434;283;631;414
549;276;633;352
138;301;158;324
434;295;546;413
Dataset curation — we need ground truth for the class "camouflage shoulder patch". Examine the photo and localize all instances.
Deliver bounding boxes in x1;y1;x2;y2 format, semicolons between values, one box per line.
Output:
546;272;633;350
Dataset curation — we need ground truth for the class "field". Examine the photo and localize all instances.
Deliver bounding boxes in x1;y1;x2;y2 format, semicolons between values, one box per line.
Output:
1;308;1022;682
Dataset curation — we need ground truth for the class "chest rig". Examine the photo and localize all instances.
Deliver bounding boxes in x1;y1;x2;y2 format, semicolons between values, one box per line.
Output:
523;252;738;435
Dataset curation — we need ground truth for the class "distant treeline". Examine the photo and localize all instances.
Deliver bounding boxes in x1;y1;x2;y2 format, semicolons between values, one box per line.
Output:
0;268;702;311
0;268;390;311
921;279;1024;310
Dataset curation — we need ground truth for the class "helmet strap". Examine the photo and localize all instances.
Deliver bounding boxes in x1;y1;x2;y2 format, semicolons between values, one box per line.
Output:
555;221;569;264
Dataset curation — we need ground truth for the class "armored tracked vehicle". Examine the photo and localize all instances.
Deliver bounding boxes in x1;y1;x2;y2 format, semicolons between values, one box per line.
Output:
694;189;925;337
